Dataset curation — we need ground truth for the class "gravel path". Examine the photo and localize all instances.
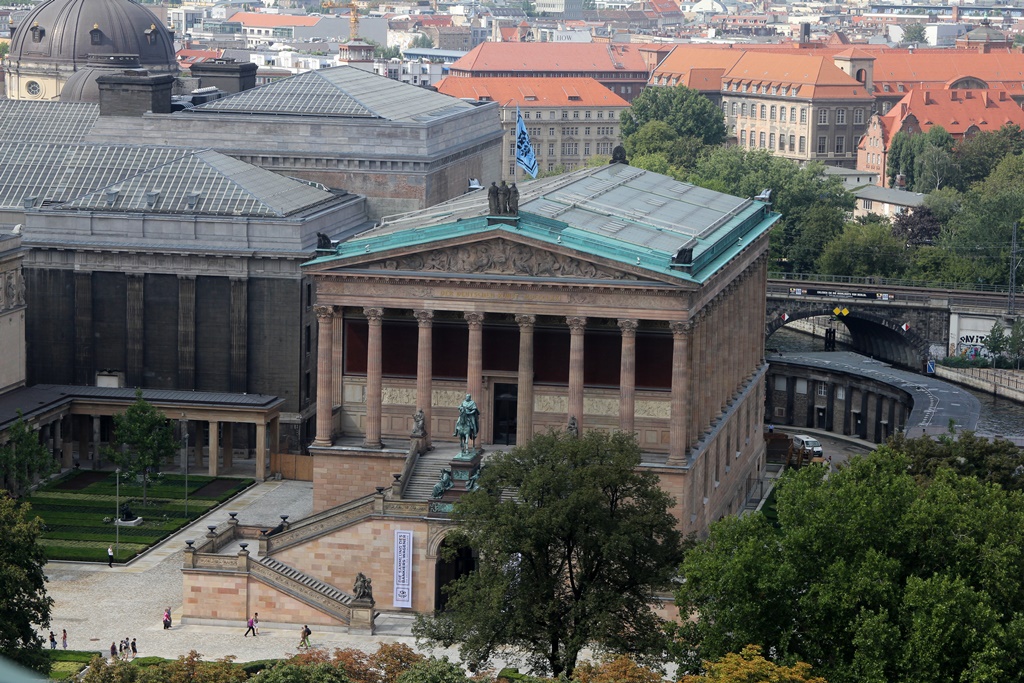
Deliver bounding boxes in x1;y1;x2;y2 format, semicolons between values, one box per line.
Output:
41;480;453;663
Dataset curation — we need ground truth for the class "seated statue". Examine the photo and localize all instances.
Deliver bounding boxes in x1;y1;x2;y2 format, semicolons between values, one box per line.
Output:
353;572;373;601
432;468;453;499
316;232;333;250
411;409;426;438
119;502;136;522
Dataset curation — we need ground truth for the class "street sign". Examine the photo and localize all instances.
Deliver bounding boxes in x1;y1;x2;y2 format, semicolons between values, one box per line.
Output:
901;323;911;332
926;360;935;374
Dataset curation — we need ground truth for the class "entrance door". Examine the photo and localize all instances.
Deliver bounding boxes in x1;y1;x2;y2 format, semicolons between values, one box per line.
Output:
435;542;476;611
492;383;517;446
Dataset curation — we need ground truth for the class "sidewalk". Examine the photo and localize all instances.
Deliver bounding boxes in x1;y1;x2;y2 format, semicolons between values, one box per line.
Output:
41;480;448;662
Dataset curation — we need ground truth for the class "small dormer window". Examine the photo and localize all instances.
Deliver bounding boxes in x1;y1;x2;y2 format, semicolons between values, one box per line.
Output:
144;23;157;45
30;22;44;43
90;24;102;45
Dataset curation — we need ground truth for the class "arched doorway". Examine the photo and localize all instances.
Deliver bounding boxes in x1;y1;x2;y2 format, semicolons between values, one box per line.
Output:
434;538;477;611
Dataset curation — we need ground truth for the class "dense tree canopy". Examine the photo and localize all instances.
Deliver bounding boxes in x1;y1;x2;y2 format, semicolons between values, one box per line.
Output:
817;218;905;278
620;85;726;146
0;496;53;674
107;390;177;505
0;414;54;497
414;431;682;677
675;446;1024;682
902;22;926;43
680;646;826;683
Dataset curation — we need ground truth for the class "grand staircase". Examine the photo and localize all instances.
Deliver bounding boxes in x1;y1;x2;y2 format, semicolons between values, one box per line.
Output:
251;556;353;624
403;448;464;499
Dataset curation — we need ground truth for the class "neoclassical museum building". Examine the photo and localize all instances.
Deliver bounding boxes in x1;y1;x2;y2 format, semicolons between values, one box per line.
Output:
181;163;777;630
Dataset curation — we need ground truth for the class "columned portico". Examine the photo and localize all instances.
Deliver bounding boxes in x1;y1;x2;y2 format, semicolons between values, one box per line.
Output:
566;316;586;429
363;307;384;449
618;319;637;435
312;305;335;448
415;310;434;444
516;314;536;444
465;312;484;404
668;321;690;466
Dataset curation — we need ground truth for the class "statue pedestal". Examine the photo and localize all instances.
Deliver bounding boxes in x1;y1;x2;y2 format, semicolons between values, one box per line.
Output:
349;599;375;635
443;452;482;502
115;517;144;527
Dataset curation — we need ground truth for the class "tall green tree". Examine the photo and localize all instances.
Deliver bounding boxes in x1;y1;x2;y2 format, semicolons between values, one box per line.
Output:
413;431;683;678
1009;318;1024;369
0;414;55;497
674;447;1024;682
0;496;53;675
984;320;1009;361
902;22;927;43
817;219;905;278
106;390;177;505
952;124;1024;190
620;85;726;146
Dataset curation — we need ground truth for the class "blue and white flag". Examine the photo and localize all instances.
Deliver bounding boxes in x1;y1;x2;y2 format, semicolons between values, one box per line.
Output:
515;106;538;178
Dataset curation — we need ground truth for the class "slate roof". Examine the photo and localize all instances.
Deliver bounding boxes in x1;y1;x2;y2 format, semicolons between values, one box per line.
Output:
311;164;778;284
0;99;99;144
187;66;474;121
0;142;336;217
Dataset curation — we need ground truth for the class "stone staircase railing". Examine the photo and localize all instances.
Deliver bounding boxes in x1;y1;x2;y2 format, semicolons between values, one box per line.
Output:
251;556;353;624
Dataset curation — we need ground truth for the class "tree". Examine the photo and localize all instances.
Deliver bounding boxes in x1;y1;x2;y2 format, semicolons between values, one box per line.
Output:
135;651;248;683
0;413;55;497
106;390;177;505
893;430;1024;491
786;204;846;273
674;448;1024;682
620;85;726;146
1010;318;1024;369
413;431;683;678
892;205;941;246
572;655;662;683
913;143;954;192
410;33;434;49
680;645;826;683
395;658;471;683
984;320;1008;361
624;121;707;176
0;496;53;675
902;22;927;43
817;219;905;278
0;42;9;59
952;124;1024;190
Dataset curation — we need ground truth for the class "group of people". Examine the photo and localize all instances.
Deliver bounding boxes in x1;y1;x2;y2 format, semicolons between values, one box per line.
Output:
110;637;138;660
47;629;68;650
162;607;172;630
298;625;312;649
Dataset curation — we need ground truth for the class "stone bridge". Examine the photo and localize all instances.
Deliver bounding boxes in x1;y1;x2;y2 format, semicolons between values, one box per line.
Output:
765;278;1011;369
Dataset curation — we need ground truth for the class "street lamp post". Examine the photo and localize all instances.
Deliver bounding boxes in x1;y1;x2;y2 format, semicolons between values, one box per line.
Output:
115;468;121;556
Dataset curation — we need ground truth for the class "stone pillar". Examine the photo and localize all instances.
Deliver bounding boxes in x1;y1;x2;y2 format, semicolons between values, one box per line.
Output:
617;319;638;435
229;278;248;393
516;314;536;444
74;272;94;385
415;310;434;445
60;416;73;469
126;274;144;387
668;321;691;465
222;423;233;470
77;416;89;468
255;422;267;480
331;313;345;432
177;275;196;390
194;420;205;468
208;421;219;476
363;307;384;449
566;316;587;429
465;312;484;404
91;416;101;470
312;305;335;448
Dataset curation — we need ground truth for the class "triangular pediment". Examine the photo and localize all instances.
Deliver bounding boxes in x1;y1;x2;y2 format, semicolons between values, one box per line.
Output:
324;236;658;283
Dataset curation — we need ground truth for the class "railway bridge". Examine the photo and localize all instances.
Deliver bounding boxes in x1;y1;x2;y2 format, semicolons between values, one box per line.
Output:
766;276;1013;368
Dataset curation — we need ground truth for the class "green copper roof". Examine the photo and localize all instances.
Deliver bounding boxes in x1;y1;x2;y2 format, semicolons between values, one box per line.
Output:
308;164;779;284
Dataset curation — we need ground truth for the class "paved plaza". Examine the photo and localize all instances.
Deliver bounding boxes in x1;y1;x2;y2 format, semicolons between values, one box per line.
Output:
41;480;452;663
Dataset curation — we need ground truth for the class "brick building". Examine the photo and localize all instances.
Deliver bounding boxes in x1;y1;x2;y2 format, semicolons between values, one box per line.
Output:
435;77;629;178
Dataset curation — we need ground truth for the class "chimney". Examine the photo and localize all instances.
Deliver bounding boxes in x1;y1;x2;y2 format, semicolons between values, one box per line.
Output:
188;59;258;94
999;90;1007;101
800;22;811;44
923;91;932;105
983;91;991;106
952;4;959;23
95;69;175;117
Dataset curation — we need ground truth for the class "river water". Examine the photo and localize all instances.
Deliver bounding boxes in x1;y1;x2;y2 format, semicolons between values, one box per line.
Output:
767;327;1024;438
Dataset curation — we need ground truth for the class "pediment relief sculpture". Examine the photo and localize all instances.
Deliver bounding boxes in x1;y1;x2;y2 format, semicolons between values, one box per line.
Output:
362;238;639;281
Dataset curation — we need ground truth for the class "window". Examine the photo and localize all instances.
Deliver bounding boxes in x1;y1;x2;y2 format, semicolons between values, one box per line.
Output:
740;130;747;145
796;379;807;394
596;142;613;155
548;127;554;136
770;105;776;120
862;199;873;210
761;84;769;94
305;282;312;307
759;131;766;148
26;81;41;96
836;109;846;124
817;383;828;397
584;143;590;155
597;111;604;118
779;134;785;151
741;103;747;116
771;85;778;95
882;102;891;114
818;109;828;125
897;84;905;92
835;136;845;154
549;111;556;119
562;111;568;119
561;142;578;155
584;126;590;135
817;136;827;154
548;143;555;155
854;108;864;124
789;134;795;151
791;106;797;122
722;102;728;115
523;111;530;119
731;102;738;115
775;376;787;391
780;107;787;122
760;104;767;119
585;110;591;118
573;111;579;119
799;136;806;153
800;108;807;124
769;132;776;148
836;386;845;400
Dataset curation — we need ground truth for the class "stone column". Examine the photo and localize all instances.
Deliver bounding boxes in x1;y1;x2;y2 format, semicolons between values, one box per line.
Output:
566;316;587;429
194;420;205;468
255;422;267;480
77;416;89;469
363;307;384;449
229;278;248;393
222;423;233;470
692;310;707;447
126;274;144;388
208;421;219;477
91;416;101;470
331;313;345;432
60;416;73;469
177;275;196;390
465;312;484;404
617;319;638;435
269;417;280;455
414;310;434;444
312;305;335;448
516;314;536;444
74;272;94;385
668;321;691;465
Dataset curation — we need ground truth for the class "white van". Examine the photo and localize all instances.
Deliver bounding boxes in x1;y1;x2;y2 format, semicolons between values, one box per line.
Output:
792;434;824;457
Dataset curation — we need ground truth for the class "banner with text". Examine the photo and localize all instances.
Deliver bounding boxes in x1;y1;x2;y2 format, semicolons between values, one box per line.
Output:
394;530;413;608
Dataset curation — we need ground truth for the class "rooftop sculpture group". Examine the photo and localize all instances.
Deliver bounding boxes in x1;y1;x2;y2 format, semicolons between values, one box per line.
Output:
487;181;519;216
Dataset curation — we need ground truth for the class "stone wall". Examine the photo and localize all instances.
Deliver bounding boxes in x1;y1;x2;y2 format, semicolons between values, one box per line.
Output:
312;447;409;513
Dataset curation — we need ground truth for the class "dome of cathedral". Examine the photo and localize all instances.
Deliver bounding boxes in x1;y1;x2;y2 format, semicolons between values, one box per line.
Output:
60;53;142;102
8;0;176;72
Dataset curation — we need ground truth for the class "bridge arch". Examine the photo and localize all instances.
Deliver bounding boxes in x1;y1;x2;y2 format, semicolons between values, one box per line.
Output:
766;308;929;369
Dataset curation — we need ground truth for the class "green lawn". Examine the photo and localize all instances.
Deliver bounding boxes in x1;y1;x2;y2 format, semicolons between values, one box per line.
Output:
28;471;254;563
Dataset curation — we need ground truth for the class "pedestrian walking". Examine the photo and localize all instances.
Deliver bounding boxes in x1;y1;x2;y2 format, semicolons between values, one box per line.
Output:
244;615;256;637
253;613;259;635
298;625;311;649
163;608;171;630
107;546;114;568
117;641;123;659
48;631;56;649
130;638;137;659
61;629;67;650
110;642;117;660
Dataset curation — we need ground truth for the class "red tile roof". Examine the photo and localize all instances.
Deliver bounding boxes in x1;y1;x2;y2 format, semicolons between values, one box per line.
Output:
227;12;323;27
449;42;651;75
435;77;630;108
880;87;1024;138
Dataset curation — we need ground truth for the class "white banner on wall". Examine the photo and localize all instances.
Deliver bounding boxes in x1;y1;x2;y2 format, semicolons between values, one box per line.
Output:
394;530;413;608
